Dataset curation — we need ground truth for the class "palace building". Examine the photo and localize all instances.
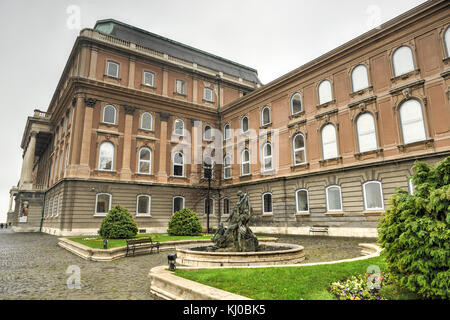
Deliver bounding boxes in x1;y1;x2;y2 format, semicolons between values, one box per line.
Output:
8;0;450;237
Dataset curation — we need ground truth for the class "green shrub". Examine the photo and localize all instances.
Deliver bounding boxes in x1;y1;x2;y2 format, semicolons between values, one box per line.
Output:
98;205;138;239
378;156;450;299
168;208;202;236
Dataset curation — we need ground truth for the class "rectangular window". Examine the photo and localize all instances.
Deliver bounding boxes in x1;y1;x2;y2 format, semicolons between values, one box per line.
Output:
176;80;186;94
204;198;214;215
363;182;384;210
143;71;155;87
137;195;151;216
326;186;342;212
106;61;119;78
96;194;111;215
204;88;213;102
222;198;230;215
173;197;185;214
296;190;309;213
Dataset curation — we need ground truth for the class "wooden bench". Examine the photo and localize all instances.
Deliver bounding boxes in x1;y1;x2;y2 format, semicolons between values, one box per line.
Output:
126;237;160;257
309;225;329;236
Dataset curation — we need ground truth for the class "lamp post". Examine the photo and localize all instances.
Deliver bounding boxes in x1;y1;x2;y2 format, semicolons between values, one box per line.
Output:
168;253;177;271
204;160;212;234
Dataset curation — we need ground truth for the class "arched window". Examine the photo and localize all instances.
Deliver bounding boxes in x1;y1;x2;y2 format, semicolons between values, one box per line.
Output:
95;193;111;215
172;196;185;214
224;123;231;141
351;65;370;92
295;189;309;213
262;192;273;214
321;124;338;160
98;142;114;171
262;143;273;172
356;113;377;153
173;151;184;177
318;80;333;105
241;116;249;133
224;154;232;179
222;198;230;215
293;133;306;165
326;185;342;212
445;27;450;57
363;181;384;211
173;118;184;136
141;112;153;131
103;105;117;124
204;198;214;215
392;46;415;77
261;106;271;126
138;147;152;174
290;93;303;115
203;156;214;179
399;99;426;144
241;149;250;176
204;125;212;141
136;195;151;216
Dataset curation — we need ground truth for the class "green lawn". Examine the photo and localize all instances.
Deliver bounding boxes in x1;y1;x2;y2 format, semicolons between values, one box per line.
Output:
176;256;389;300
68;233;213;249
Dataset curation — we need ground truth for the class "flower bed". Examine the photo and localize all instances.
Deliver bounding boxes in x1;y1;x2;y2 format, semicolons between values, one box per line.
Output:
329;272;393;300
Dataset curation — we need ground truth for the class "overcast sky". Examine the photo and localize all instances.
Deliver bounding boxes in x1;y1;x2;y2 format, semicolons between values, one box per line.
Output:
0;0;427;223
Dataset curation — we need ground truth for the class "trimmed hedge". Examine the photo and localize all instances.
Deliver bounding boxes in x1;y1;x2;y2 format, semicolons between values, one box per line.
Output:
168;208;202;236
378;156;449;299
98;205;138;239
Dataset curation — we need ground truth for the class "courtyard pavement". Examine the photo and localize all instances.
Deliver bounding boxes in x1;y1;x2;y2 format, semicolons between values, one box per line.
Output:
0;229;374;300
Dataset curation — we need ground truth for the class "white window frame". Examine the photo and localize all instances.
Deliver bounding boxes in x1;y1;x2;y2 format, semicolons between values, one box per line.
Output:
204;125;212;141
138;147;152;175
204;87;214;102
445;27;450;58
224;123;231;141
95;193;112;216
295;189;309;214
262;142;273;172
173;151;185;177
102;105;117;125
293;133;307;165
326;185;343;212
262;192;273;215
261;106;271;126
172;196;185;215
143;71;155;87
136;195;151;216
362;181;385;211
173;118;185;136
224;154;232;179
318;80;333;105
49;197;54;218
321;124;338;160
106;60;119;78
408;178;415;195
356;113;378;153
222;197;230;215
399;99;427;145
204;198;215;216
55;193;61;217
241;149;250;176
290;93;303;115
241;115;249;133
392;46;415;77
98;141;115;171
64;145;69;169
351;64;370;92
140;112;153;131
176;79;186;95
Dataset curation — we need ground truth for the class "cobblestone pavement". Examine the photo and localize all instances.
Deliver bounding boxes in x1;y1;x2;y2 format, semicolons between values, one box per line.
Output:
0;229;376;300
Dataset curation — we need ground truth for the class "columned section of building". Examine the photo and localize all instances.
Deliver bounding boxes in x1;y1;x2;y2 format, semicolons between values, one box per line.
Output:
120;106;135;179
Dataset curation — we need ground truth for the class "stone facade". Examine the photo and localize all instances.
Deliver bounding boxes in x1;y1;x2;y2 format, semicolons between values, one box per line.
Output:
10;1;450;237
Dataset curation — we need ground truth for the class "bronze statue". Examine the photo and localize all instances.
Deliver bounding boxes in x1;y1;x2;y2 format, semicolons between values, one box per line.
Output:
212;191;259;252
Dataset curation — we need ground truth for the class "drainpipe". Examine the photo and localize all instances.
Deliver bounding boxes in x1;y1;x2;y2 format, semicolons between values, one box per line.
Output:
216;74;222;227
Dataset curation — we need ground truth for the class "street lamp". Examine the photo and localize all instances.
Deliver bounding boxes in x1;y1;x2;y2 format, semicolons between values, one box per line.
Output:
203;161;212;234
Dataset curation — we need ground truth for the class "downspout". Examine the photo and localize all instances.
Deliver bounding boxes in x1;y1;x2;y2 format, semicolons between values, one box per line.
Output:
216;74;222;227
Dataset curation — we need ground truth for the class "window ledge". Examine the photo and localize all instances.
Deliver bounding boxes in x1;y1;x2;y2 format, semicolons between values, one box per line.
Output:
349;86;373;98
354;148;383;160
325;211;344;216
239;174;252;180
261;169;275;175
291;163;310;171
289;111;305;119
390;69;420;82
135;173;155;177
100;122;118;128
295;212;310;216
202;99;215;104
141;83;156;89
93;170;118;175
94;213;107;217
103;74;121;81
260;123;272;129
363;210;385;215
262;213;274;217
136;214;152;218
173;91;187;97
319;157;342;167
316;99;336;109
397;139;434;152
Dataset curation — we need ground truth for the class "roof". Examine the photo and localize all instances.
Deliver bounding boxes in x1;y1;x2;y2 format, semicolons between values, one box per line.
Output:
94;19;261;85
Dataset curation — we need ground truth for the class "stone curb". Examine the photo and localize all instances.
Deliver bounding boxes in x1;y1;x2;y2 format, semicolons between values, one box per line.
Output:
148;243;381;300
57;237;279;262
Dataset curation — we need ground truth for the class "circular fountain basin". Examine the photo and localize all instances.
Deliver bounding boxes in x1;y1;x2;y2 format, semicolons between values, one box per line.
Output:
176;243;305;267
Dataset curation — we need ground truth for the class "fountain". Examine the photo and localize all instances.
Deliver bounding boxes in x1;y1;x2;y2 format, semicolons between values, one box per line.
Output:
176;191;305;267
